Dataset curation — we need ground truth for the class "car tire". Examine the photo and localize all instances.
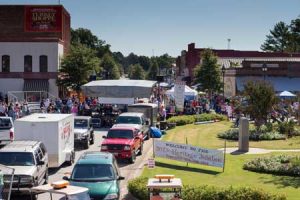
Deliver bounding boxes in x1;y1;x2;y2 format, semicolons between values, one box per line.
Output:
84;139;89;149
137;143;143;156
90;133;94;145
44;168;49;184
129;150;136;164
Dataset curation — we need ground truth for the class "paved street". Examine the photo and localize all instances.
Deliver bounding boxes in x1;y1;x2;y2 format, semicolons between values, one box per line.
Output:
11;128;152;200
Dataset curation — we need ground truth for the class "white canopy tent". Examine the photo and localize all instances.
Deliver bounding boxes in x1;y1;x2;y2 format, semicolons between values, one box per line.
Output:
81;80;157;98
278;90;296;98
165;85;198;97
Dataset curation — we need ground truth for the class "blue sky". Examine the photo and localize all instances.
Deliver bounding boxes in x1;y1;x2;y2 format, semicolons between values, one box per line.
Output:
1;0;300;57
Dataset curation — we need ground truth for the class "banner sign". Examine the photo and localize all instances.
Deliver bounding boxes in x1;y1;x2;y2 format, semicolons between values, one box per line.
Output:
154;140;224;168
174;81;185;112
25;6;62;32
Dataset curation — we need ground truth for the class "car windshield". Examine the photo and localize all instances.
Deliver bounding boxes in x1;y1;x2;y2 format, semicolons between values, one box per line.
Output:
107;130;133;139
71;164;115;181
74;119;88;128
116;116;141;124
0;152;34;166
0;118;12;129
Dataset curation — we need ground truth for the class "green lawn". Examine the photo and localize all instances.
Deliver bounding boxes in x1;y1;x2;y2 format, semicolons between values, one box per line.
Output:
141;122;300;200
143;153;300;200
164;121;300;150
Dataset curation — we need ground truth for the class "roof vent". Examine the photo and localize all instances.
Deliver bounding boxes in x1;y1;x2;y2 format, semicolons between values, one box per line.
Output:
38;116;46;119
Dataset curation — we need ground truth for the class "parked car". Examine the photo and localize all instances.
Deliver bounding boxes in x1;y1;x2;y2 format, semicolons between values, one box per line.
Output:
0;116;14;143
0;140;48;194
101;126;143;163
74;116;94;149
113;112;150;140
63;151;124;200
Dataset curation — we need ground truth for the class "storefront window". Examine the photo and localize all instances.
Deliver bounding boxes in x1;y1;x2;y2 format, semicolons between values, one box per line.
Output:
1;55;10;72
39;55;48;72
24;55;32;72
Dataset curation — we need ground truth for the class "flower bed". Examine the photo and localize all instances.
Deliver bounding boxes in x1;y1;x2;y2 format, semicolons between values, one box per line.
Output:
244;155;300;176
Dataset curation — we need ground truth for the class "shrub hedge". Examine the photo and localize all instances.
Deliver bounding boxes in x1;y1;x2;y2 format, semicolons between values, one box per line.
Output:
128;177;286;200
218;128;286;141
167;114;227;126
244;155;300;176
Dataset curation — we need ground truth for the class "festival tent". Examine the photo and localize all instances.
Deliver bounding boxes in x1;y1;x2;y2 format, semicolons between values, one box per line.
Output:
278;90;296;98
165;85;198;100
81;80;157;98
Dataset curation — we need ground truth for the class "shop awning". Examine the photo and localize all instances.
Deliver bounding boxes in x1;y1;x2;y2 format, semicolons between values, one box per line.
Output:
23;79;49;92
236;76;300;92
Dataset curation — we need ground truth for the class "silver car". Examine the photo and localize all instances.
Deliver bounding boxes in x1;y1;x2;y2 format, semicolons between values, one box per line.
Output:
0;140;48;194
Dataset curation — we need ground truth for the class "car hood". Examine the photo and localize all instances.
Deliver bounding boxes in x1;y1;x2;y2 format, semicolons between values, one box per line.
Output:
102;138;132;145
113;124;141;130
5;166;36;176
70;180;118;198
74;129;88;134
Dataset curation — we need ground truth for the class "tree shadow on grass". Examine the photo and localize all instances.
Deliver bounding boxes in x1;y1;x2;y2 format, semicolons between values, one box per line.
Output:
260;175;300;189
155;161;221;175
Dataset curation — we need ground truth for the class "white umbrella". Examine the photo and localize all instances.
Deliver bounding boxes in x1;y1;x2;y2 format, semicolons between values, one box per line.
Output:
279;91;296;97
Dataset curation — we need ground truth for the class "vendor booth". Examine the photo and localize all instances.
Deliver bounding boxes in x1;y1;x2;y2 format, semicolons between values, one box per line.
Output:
165;85;198;101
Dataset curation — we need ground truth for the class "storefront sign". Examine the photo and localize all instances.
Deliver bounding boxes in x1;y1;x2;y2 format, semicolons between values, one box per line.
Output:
154;140;224;168
25;6;62;32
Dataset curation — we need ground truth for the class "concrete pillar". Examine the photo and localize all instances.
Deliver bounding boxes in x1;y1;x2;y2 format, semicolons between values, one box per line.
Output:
238;117;249;152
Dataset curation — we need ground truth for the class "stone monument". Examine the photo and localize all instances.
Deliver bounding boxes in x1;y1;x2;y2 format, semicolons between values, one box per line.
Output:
238;117;249;152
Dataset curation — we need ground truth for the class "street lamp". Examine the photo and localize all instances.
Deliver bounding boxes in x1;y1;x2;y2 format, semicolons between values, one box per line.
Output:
262;63;267;80
221;64;226;100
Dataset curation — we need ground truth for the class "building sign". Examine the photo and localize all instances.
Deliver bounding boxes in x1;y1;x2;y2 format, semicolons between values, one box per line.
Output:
154;140;224;168
174;81;185;112
250;63;279;68
25;6;62;32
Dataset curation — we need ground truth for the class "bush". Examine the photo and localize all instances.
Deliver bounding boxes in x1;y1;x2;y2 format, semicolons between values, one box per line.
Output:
167;114;227;126
167;115;194;126
218;128;286;141
127;177;148;200
127;177;286;200
277;121;297;137
244;155;300;176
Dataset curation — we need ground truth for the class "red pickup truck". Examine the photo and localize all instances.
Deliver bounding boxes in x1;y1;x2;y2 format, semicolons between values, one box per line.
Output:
101;126;143;163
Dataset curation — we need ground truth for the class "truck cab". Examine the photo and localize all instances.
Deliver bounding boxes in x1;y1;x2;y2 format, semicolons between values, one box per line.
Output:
101;126;143;163
74;116;94;149
113;112;150;140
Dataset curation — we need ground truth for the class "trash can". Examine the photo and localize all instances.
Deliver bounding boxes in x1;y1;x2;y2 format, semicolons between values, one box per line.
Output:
160;121;167;130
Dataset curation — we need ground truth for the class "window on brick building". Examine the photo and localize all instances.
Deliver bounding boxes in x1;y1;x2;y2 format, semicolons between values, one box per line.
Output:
39;55;48;72
24;55;32;72
2;55;10;72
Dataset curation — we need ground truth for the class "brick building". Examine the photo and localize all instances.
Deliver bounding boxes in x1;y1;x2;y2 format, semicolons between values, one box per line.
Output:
0;5;70;99
176;43;300;96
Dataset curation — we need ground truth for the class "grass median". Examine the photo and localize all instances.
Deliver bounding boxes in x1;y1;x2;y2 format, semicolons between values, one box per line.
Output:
141;121;300;200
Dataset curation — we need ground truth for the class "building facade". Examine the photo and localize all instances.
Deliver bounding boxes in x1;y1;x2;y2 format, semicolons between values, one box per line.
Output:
0;5;70;99
176;43;300;96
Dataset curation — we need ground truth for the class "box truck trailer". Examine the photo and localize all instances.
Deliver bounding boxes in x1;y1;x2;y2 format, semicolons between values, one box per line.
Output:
14;113;75;168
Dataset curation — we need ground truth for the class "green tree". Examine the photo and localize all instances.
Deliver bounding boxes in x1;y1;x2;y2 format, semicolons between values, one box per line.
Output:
193;49;222;96
128;64;145;80
57;44;100;94
71;28;111;57
147;60;159;80
243;80;277;131
261;21;291;52
101;54;120;79
289;17;300;52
